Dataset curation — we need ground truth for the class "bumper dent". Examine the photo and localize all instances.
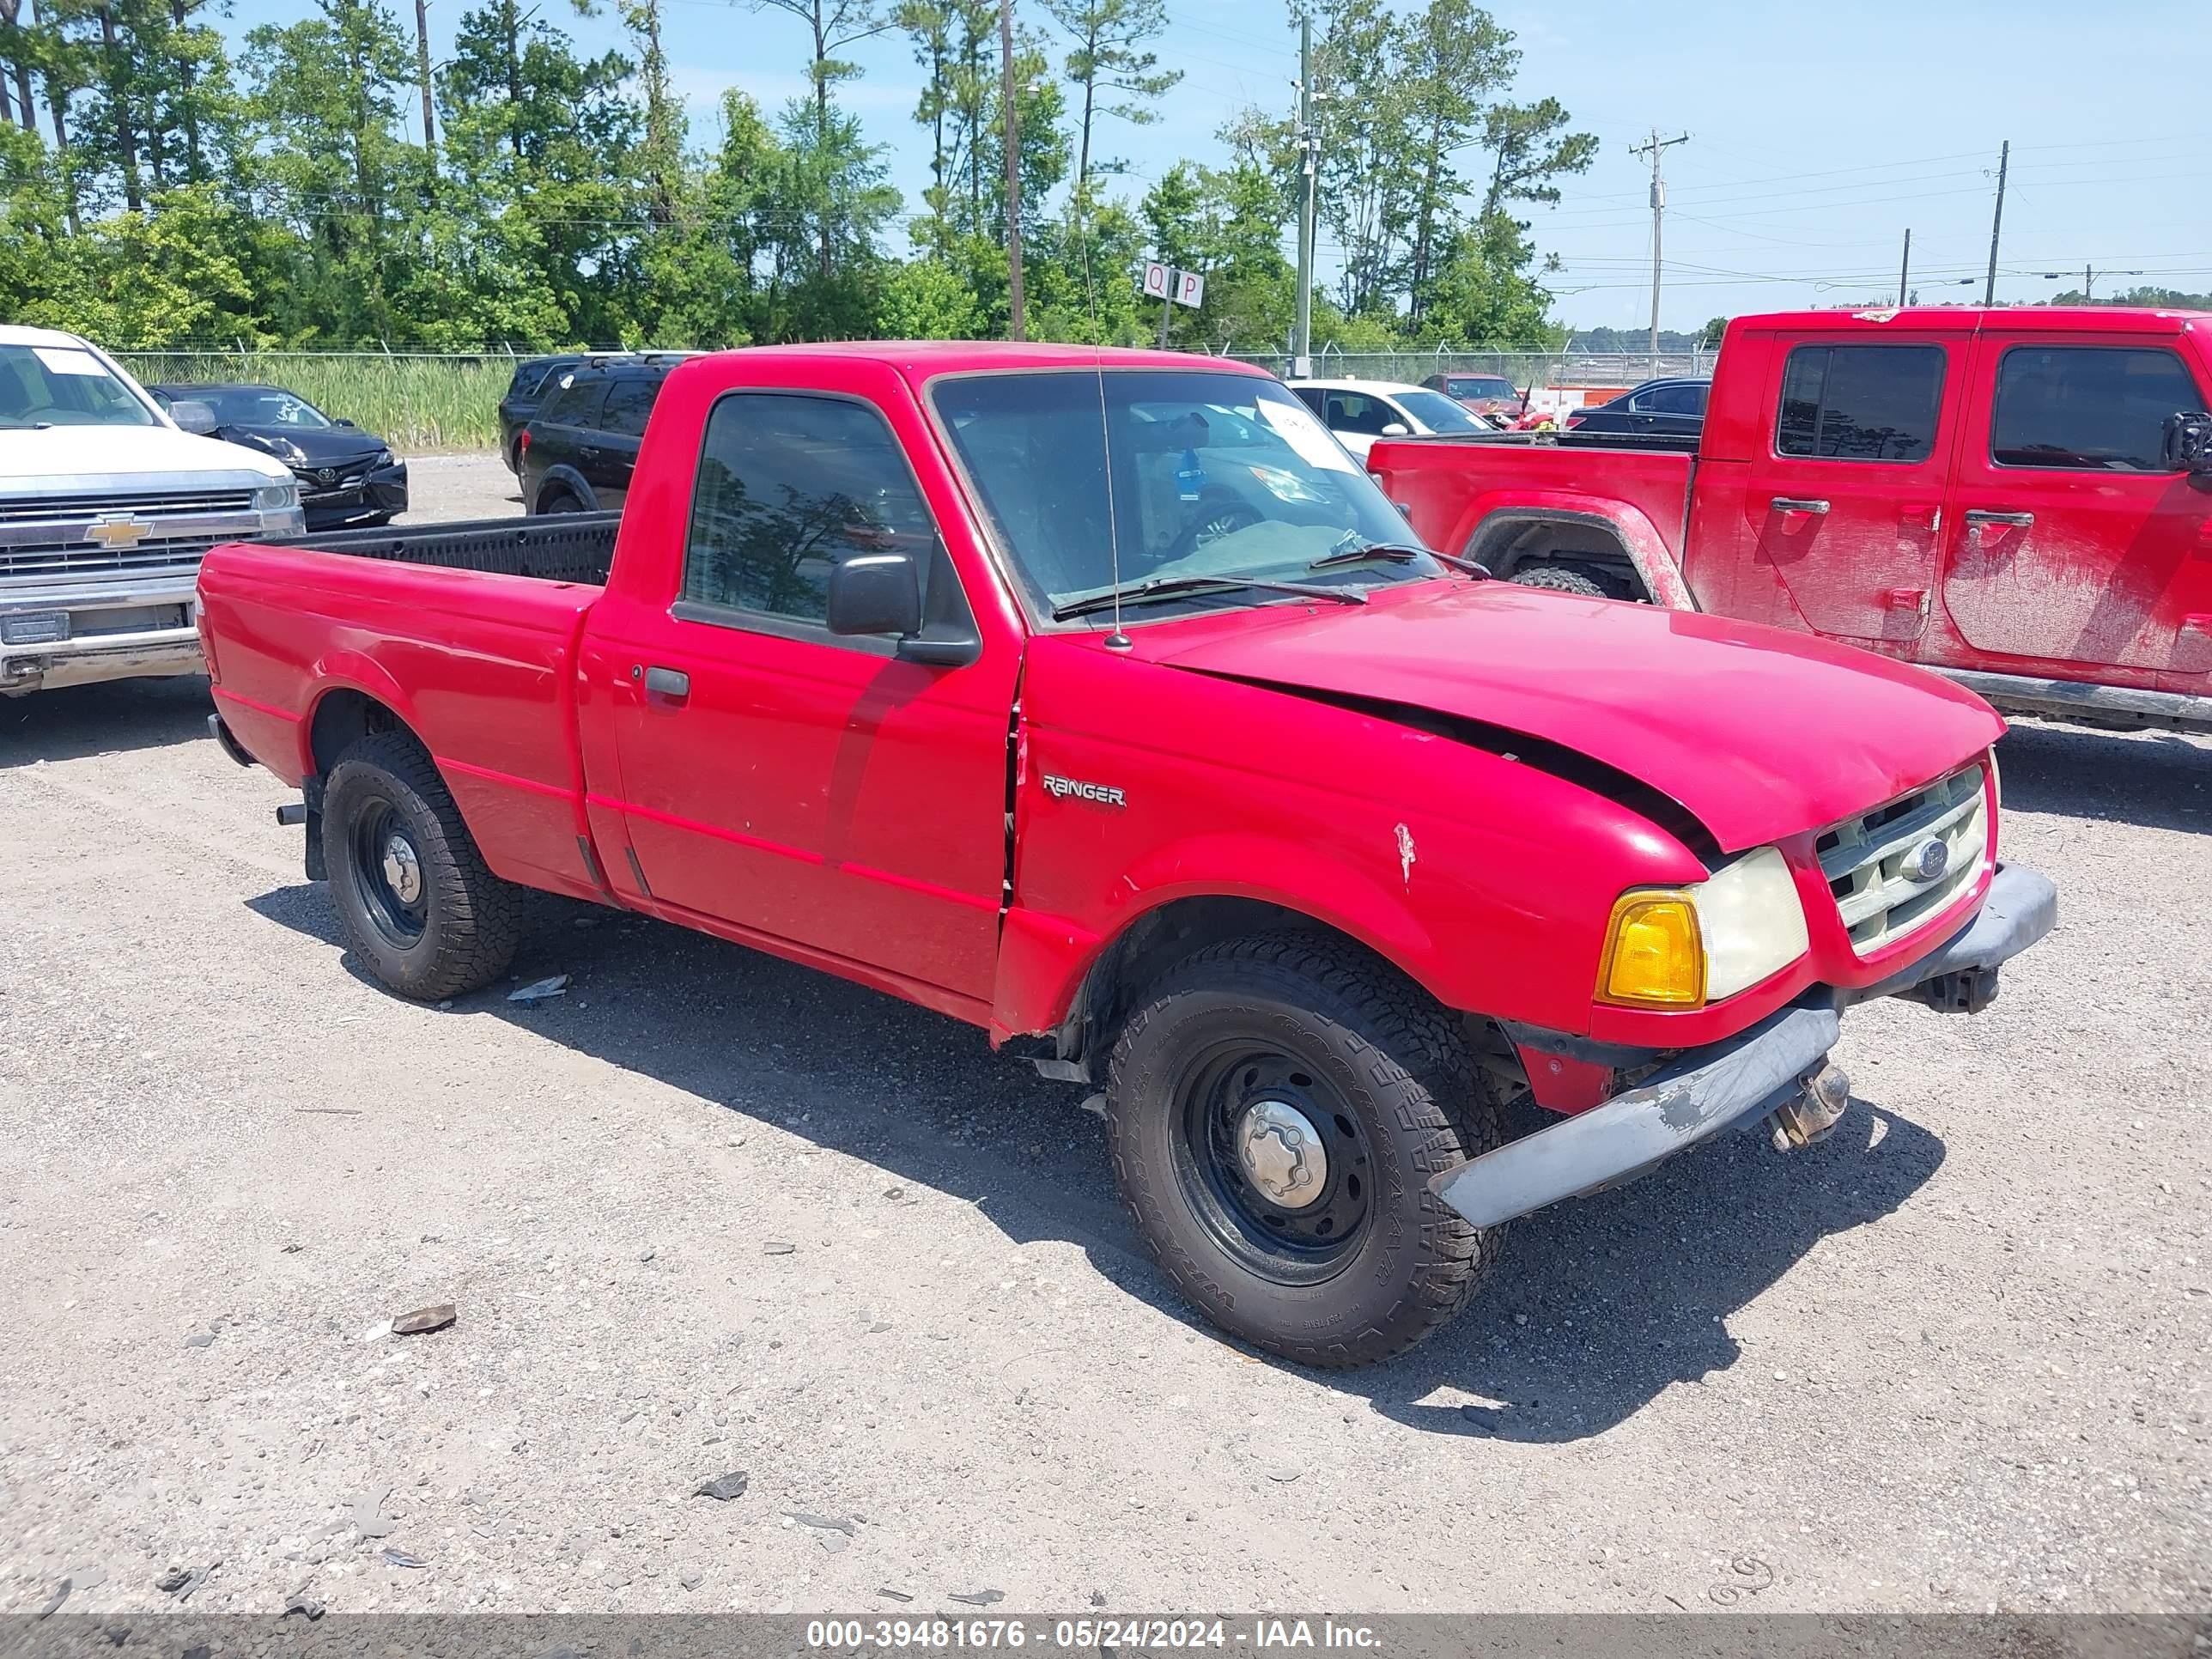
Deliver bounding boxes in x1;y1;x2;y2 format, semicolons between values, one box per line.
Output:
1432;1005;1840;1229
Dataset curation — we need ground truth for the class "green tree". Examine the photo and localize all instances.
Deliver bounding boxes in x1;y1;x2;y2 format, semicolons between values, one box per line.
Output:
878;255;980;337
1042;0;1176;198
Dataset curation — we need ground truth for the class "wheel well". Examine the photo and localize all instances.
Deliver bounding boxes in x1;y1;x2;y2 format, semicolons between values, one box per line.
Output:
1469;514;1649;602
308;688;414;779
1042;897;1436;1081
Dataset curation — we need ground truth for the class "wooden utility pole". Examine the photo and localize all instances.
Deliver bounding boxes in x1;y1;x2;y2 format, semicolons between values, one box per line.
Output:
1983;139;2008;307
1898;228;1911;307
1292;14;1315;377
414;0;436;155
999;0;1024;341
1631;130;1689;376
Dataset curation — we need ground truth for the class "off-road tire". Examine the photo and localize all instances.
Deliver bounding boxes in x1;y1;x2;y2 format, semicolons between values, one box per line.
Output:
321;730;523;1000
1106;933;1507;1368
1512;562;1609;599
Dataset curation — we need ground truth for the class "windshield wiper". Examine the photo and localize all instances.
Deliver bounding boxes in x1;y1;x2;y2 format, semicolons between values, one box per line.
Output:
1052;573;1366;622
1310;534;1490;576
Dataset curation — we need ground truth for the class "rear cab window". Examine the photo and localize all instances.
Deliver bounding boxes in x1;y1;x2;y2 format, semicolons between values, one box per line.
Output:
1990;345;2207;471
1776;344;1948;462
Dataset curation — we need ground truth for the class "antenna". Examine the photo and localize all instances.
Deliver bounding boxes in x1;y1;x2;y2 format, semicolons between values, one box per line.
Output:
1071;185;1131;650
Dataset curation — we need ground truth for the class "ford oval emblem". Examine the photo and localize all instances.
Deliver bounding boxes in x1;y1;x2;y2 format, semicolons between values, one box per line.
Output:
1905;836;1950;882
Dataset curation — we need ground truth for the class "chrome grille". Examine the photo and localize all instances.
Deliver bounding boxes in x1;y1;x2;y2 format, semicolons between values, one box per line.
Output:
0;488;259;581
1817;764;1989;957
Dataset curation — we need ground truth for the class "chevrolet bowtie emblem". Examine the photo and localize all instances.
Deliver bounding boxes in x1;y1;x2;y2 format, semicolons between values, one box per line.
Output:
84;513;154;550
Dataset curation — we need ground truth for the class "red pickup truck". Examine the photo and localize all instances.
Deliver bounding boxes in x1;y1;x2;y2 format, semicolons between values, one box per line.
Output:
199;343;2054;1368
1373;307;2212;736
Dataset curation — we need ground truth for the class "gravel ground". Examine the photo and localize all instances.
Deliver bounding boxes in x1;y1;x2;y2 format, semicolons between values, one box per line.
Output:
1;460;2207;1617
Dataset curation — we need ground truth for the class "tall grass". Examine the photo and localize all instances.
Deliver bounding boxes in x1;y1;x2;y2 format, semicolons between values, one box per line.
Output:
110;352;515;453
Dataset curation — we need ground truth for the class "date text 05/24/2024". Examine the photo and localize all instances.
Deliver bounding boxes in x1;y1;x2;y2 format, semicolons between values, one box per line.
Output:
805;1620;1382;1650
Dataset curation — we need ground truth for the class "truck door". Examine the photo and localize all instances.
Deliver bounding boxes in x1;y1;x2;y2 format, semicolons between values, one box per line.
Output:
585;386;1018;1006
1741;335;1961;644
1939;333;2212;673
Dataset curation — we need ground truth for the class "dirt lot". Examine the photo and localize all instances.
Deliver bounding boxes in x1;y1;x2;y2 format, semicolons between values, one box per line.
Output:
1;456;2208;1617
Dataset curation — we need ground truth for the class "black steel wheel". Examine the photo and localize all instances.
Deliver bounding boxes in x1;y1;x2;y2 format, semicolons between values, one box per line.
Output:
1107;932;1508;1368
1170;1042;1376;1286
348;797;429;949
321;730;523;1000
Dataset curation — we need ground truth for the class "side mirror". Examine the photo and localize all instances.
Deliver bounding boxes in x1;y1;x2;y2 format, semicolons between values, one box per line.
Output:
1379;422;1410;438
334;417;358;428
2165;410;2212;472
827;552;921;639
168;398;219;436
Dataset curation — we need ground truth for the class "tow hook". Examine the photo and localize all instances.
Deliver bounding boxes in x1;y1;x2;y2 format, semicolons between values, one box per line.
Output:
1766;1061;1851;1152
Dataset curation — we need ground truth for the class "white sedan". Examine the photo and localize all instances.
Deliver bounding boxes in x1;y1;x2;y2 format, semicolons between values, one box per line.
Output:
1282;378;1495;461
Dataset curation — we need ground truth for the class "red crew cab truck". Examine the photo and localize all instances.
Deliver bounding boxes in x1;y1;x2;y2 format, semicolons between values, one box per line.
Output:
1372;307;2212;735
198;343;2054;1367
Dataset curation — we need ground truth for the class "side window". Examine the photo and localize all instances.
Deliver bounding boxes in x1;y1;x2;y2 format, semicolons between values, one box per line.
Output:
541;375;607;427
1991;346;2205;472
682;392;939;628
1777;344;1947;462
1291;386;1327;417
1644;383;1702;416
1326;393;1391;435
600;375;660;439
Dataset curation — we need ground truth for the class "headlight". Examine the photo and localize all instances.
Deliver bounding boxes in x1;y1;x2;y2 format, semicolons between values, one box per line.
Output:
254;482;301;511
1246;463;1325;503
1596;846;1808;1009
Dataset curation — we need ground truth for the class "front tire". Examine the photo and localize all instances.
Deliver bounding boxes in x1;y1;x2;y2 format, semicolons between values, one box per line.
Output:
1512;562;1609;599
321;731;523;1000
1106;933;1506;1368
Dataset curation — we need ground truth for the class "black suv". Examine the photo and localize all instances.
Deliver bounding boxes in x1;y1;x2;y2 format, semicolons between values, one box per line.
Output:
519;355;696;515
498;352;636;474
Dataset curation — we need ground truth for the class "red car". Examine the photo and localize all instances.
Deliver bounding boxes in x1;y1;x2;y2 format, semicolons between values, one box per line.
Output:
1376;307;2212;736
200;343;2053;1367
1421;370;1524;422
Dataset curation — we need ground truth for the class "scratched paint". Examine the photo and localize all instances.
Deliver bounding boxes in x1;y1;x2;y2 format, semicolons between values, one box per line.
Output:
1395;822;1416;888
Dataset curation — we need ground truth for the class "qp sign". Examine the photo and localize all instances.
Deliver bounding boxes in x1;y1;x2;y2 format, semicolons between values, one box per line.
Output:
1174;269;1206;309
1141;262;1170;301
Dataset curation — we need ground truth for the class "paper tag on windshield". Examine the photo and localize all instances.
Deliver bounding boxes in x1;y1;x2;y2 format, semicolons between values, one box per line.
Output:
33;347;107;376
1255;398;1357;473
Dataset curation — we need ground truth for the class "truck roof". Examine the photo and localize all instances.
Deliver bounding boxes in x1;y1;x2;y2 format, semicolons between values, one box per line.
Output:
708;340;1276;378
1735;305;2209;335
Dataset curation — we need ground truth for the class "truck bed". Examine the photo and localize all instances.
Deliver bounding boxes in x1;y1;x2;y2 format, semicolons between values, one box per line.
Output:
199;514;618;902
269;511;620;586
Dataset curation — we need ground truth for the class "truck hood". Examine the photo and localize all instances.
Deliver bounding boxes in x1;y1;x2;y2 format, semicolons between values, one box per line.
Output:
0;425;294;490
1128;580;2005;854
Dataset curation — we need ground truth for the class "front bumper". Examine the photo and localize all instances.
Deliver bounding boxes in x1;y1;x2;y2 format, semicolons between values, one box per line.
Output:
299;459;408;528
2;576;204;695
1432;861;2057;1230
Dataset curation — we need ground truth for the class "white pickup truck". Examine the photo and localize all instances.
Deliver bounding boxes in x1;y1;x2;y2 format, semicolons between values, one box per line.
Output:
1;325;305;696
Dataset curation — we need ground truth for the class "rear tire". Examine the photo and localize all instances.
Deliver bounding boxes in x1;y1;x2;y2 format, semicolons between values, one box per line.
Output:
1105;933;1506;1368
535;489;583;516
1512;562;1608;599
321;730;523;1000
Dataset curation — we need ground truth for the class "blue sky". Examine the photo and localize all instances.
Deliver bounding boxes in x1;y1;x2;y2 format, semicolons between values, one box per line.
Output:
224;0;2212;334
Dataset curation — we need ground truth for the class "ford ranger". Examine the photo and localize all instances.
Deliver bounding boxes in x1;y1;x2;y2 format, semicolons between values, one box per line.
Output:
198;343;2055;1368
2;325;303;695
1370;306;2212;737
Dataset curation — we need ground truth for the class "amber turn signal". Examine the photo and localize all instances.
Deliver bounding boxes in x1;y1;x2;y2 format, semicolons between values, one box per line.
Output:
1595;891;1706;1008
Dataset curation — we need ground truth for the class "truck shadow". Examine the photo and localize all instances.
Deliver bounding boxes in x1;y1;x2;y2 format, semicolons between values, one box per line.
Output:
0;673;214;769
1996;720;2212;836
246;881;1945;1445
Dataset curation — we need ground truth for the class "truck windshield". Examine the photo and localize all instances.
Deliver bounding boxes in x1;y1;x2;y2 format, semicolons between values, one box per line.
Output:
931;369;1442;617
0;343;159;429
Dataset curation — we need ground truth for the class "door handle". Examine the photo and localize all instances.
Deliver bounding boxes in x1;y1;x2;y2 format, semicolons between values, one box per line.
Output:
1962;509;2035;528
641;665;690;703
1770;496;1831;515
